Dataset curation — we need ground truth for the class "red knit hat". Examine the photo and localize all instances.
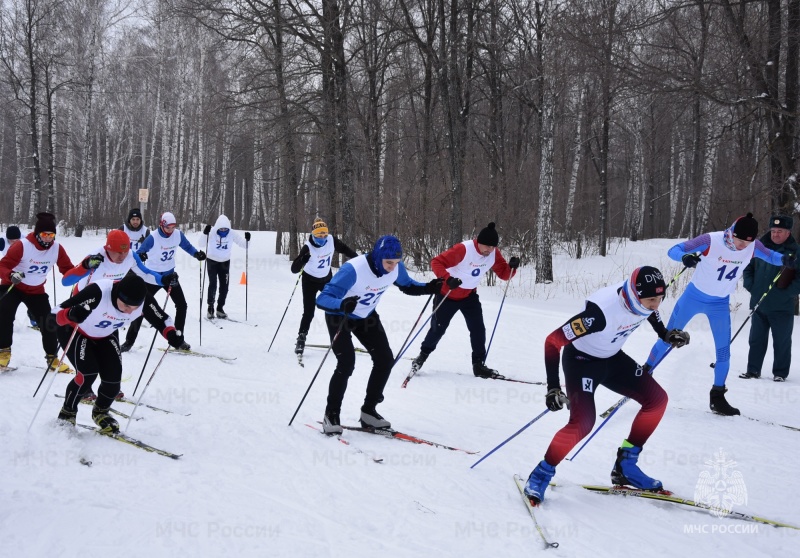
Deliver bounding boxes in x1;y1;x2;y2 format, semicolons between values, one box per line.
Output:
105;230;130;253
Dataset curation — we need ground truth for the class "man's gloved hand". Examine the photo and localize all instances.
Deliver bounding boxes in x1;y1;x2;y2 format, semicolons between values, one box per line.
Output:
782;253;796;267
166;329;185;349
426;278;444;294
68;304;92;324
82;254;105;270
244;232;251;241
546;388;570;412
682;253;701;268
340;296;359;314
10;271;25;285
161;272;179;287
665;329;690;348
203;225;212;235
194;251;207;261
446;277;462;290
509;257;520;269
138;252;148;262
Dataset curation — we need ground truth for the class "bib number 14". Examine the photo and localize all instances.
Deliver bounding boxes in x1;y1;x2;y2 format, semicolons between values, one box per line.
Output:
716;265;739;281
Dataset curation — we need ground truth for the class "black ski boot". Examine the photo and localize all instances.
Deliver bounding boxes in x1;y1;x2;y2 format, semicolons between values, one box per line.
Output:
709;385;740;416
207;305;215;320
295;332;307;356
120;341;133;353
411;351;429;375
57;407;77;426
322;410;343;434
92;405;119;434
216;306;228;319
473;362;502;379
360;406;391;429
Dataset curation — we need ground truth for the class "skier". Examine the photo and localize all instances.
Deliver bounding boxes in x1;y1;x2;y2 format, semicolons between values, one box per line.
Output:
290;218;357;357
643;213;794;415
315;235;442;433
410;222;519;378
202;215;251;319
53;274;186;433
523;266;691;504
119;208;150;253
0;226;21;255
121;212;206;352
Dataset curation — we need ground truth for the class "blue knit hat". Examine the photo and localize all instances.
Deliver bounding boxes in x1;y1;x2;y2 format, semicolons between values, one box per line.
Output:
371;235;402;275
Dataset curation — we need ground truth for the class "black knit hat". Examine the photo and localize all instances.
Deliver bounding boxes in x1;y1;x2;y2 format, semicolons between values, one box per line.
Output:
33;212;57;235
732;212;759;241
477;222;499;247
112;274;147;307
6;226;21;240
769;215;793;231
632;266;666;299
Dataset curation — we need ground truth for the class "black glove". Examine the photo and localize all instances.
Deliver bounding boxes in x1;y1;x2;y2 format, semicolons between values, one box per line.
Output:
340;296;359;314
166;329;185;349
665;328;690;348
546;388;570;412
203;224;212;235
682;253;701;268
426;278;444;294
509;257;520;270
641;363;652;375
82;254;105;270
9;271;25;285
68;304;92;324
446;277;462;290
161;272;179;287
194;251;206;261
138;252;148;262
244;232;251;241
782;253;796;267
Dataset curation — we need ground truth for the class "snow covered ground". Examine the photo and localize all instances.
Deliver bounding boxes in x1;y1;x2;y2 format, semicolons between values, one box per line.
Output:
1;230;798;557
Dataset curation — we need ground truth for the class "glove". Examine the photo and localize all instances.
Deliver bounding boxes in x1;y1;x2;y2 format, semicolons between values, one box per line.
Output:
166;329;185;349
10;271;25;285
509;257;520;270
68;304;92;324
681;253;701;268
641;363;652;375
244;232;251;241
665;328;690;348
82;254;105;270
203;224;212;235
426;278;444;294
161;272;179;287
782;253;796;267
546;388;570;412
194;251;207;261
340;296;359;314
446;277;462;290
138;252;148;262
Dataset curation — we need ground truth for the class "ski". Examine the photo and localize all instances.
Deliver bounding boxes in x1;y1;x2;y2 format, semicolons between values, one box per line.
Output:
0;365;18;373
582;485;800;529
159;347;237;363
204;317;223;329
323;422;479;455
76;424;182;459
115;396;191;416
305;424;383;463
712;412;800;432
306;344;413;360
513;474;560;548
54;394;143;421
297;354;304;368
402;368;544;388
218;316;257;326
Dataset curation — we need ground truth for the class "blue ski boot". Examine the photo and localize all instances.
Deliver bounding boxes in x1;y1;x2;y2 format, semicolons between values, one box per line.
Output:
611;441;662;490
523;460;556;504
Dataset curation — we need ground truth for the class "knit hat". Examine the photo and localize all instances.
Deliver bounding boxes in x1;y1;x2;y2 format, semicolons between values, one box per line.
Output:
732;212;759;241
112;274;147;307
769;215;793;231
477;222;499;247
160;212;177;228
6;226;21;240
623;266;666;316
105;230;130;253
34;212;57;235
312;218;329;238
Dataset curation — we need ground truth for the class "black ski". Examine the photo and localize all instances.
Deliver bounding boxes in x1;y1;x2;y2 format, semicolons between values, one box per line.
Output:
54;394;142;421
76;424;182;459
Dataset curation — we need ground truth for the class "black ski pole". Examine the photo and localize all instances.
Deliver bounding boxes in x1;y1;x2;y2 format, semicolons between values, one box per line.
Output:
267;271;302;352
245;239;249;321
484;270;514;365
199;232;209;346
0;284;14;304
288;317;346;426
29;323;81;430
133;286;172;396
125;344;172;433
391;293;434;368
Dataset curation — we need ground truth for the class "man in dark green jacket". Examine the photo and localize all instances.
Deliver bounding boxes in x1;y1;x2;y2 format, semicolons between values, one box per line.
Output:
740;215;800;381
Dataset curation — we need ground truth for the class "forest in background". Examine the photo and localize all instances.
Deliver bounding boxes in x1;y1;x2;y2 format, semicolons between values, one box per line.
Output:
0;0;798;281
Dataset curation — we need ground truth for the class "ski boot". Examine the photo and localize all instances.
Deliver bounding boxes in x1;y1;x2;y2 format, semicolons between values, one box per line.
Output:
0;348;10;368
57;407;77;426
46;354;73;374
774;376;786;382
524;460;556;504
410;351;429;375
216;306;228;319
709;385;740;416
120;341;133;353
322;410;343;435
177;341;191;351
473;362;501;379
611;441;663;490
360;406;391;429
92;405;119;434
295;332;307;356
207;305;215;320
738;371;760;379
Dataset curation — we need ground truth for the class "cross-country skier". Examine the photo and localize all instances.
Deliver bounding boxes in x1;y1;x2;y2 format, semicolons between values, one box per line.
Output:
290;218;357;357
53;274;186;433
202;214;250;319
316;235;442;433
119;208;150;253
523;266;690;504
409;222;519;378
643;213;794;416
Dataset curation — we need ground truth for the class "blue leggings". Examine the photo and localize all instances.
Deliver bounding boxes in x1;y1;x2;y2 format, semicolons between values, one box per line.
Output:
646;283;731;386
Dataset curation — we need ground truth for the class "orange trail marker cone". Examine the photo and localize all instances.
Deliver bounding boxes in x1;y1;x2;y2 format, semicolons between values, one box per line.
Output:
240;272;247;285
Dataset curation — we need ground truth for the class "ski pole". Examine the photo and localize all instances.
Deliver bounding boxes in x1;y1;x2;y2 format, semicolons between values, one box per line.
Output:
267;271;302;352
288;317;347;426
566;346;674;462
710;264;786;368
391;293;434;368
470;408;551;469
0;284;14;303
199;232;209;346
133;286;172;396
395;291;452;375
28;324;80;431
125;344;171;433
484;270;514;364
245;239;249;321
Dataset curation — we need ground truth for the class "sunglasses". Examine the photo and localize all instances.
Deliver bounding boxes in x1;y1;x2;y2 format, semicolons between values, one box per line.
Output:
38;232;56;240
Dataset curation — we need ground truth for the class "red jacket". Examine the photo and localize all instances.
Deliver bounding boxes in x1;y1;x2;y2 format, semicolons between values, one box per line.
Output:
0;233;74;295
431;239;515;300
